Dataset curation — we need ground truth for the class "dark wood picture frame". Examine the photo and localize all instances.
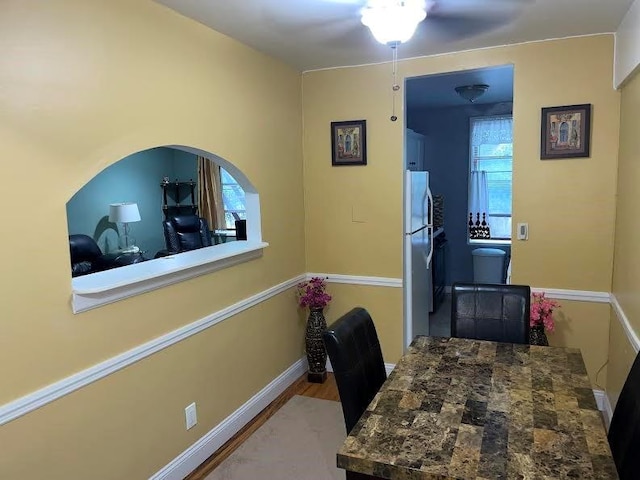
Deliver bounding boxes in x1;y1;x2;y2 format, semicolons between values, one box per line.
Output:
331;120;367;166
540;104;592;159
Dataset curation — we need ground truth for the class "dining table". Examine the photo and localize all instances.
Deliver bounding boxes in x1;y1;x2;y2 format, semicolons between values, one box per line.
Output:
337;336;618;479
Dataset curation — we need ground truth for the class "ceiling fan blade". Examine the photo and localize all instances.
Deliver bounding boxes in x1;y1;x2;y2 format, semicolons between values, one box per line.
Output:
417;15;510;42
418;0;529;42
262;1;363;39
428;0;528;19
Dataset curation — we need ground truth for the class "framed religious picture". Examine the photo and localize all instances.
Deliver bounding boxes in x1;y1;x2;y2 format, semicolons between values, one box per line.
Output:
331;120;367;166
540;104;592;159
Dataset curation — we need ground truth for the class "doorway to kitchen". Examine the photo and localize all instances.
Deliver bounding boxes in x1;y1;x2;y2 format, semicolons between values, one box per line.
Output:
403;64;515;343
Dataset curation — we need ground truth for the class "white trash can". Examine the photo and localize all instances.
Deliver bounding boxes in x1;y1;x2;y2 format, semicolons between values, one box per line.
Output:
472;248;506;284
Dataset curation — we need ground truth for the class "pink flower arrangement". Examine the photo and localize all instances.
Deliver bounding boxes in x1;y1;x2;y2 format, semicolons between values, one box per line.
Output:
530;292;561;332
297;277;332;310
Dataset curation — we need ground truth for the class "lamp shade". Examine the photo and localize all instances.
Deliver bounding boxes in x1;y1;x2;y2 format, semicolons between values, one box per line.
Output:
455;84;490;103
361;0;427;45
109;202;141;223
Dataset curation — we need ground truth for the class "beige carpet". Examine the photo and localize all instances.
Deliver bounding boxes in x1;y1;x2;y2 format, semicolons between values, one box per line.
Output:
206;395;347;480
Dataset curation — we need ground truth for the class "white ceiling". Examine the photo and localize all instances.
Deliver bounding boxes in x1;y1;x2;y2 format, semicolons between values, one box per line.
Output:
154;0;634;71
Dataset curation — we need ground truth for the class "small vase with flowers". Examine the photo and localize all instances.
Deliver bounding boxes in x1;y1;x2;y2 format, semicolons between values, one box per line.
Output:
529;292;561;346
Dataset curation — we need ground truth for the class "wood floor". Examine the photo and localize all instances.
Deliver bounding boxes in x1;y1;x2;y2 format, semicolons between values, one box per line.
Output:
185;373;340;480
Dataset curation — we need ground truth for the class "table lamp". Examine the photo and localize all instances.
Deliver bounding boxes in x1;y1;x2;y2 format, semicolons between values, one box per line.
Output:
109;202;141;252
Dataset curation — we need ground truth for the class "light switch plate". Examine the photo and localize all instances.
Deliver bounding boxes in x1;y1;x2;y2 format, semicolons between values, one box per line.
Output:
516;223;528;240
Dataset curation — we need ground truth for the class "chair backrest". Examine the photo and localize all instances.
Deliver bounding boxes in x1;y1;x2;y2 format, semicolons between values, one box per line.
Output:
608;351;640;479
451;282;531;345
322;307;387;434
69;234;104;277
163;215;212;253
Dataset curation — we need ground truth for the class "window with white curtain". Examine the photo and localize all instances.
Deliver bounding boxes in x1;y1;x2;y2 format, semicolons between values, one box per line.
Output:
220;168;247;229
469;115;513;240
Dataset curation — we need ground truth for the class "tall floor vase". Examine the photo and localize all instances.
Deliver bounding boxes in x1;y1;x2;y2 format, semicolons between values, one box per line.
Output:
305;308;327;383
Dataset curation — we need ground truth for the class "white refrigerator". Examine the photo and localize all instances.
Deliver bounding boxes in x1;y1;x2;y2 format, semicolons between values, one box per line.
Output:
403;170;433;349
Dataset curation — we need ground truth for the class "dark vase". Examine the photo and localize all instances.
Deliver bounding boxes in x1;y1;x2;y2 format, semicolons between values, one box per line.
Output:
529;325;549;346
305;308;328;383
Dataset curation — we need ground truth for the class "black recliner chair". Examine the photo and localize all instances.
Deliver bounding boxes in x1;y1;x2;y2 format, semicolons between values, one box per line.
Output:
69;234;109;277
161;215;212;255
451;282;531;345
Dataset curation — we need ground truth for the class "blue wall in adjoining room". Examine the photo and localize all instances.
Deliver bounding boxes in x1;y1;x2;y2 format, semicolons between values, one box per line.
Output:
407;102;512;286
66;147;198;258
172;149;198;185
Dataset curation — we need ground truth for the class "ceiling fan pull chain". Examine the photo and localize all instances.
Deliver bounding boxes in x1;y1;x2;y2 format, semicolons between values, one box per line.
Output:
390;43;400;122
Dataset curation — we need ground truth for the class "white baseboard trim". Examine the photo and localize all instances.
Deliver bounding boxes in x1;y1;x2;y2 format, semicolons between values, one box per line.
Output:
610;294;640;353
149;357;307;480
593;389;606;412
307;273;402;288
601;391;614;431
530;287;610;303
0;274;306;427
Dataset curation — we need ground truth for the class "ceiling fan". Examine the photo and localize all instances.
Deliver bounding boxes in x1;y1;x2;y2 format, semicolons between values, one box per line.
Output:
267;0;528;121
273;0;530;47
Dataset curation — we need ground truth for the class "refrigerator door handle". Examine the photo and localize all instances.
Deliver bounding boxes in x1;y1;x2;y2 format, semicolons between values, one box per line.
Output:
426;188;434;265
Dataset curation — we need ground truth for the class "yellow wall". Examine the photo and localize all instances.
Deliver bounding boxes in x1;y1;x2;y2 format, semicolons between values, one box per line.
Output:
611;69;640;331
323;284;404;363
303;35;620;379
606;307;637;408
607;69;640;407
546;301;610;386
0;1;305;477
0;2;627;476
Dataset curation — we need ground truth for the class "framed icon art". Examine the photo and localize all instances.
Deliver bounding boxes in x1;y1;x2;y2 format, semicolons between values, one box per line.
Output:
540;104;591;159
331;120;367;166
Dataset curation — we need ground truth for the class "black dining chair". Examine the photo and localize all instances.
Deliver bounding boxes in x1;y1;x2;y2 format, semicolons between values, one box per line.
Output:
323;307;387;434
323;307;387;480
608;351;640;479
451;282;531;345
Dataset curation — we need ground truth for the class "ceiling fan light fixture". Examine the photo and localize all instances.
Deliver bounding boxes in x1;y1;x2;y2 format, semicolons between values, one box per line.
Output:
454;84;490;103
361;0;427;46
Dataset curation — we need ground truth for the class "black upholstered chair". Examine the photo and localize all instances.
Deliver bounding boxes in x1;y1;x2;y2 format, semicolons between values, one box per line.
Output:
162;215;212;254
608;351;640;479
451;283;531;345
323;307;387;434
69;234;109;277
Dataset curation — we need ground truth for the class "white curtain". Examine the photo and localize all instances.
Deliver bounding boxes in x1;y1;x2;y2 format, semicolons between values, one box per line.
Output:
469;170;489;237
471;116;512;150
468;116;512;238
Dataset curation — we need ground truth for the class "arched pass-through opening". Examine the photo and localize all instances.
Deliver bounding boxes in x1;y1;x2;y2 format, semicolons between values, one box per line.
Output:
68;145;268;313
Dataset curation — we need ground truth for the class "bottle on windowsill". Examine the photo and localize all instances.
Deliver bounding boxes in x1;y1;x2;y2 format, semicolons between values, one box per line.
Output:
468;212;475;239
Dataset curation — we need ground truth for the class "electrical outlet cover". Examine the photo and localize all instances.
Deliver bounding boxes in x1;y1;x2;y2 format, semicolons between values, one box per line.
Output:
185;402;197;430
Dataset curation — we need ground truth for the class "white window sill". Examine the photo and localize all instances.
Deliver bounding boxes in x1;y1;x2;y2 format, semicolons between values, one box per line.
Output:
468;238;512;246
71;241;269;313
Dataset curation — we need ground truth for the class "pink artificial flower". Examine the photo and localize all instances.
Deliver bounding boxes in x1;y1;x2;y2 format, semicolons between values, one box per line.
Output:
297;277;332;309
530;292;560;332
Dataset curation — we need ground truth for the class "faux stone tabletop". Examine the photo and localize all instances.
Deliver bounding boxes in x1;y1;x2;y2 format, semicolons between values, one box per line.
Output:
337;336;617;479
